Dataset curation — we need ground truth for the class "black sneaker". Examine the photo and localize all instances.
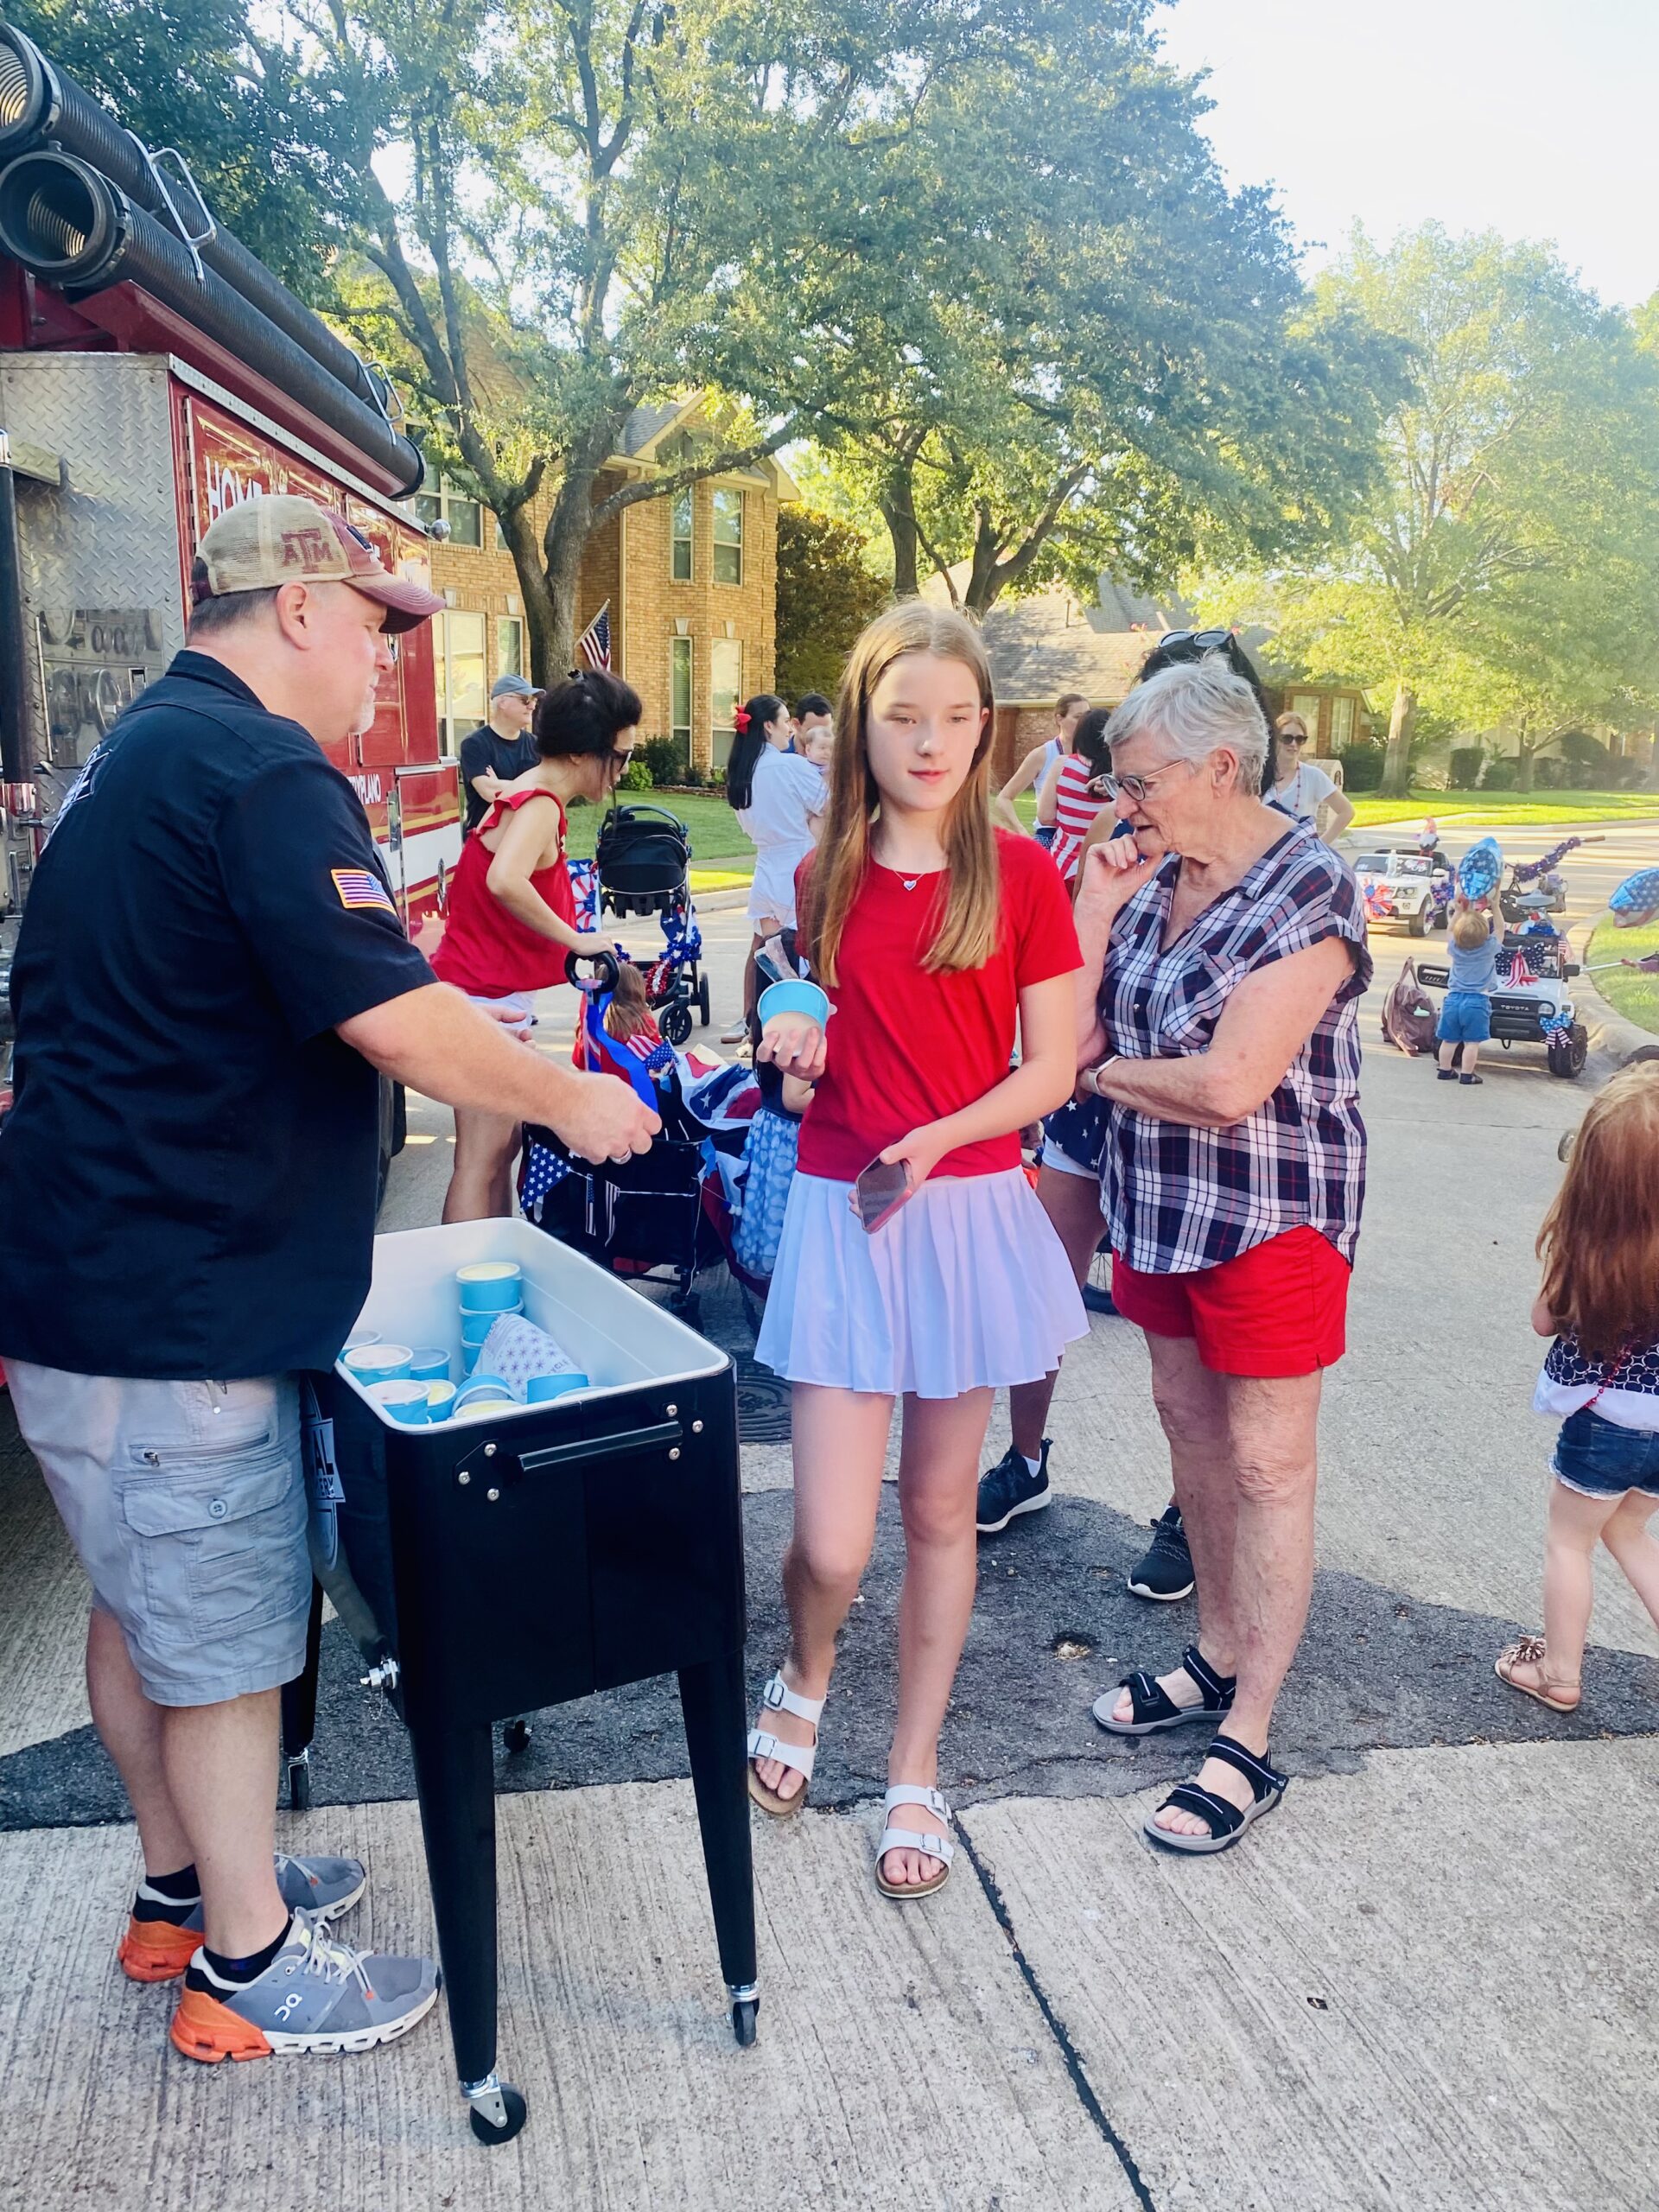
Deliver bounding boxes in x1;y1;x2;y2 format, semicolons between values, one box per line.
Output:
976;1440;1052;1535
1128;1503;1194;1601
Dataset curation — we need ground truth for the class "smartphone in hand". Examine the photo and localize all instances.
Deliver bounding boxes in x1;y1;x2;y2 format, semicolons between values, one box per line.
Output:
854;1156;913;1234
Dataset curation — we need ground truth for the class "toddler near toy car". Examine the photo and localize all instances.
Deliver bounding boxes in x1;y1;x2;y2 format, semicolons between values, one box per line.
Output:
1495;1065;1659;1713
1436;895;1500;1085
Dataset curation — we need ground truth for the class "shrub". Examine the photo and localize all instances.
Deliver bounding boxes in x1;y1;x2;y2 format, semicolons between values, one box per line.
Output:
638;734;688;786
1338;742;1385;792
1533;755;1568;790
1481;756;1518;790
1448;746;1486;790
619;756;654;791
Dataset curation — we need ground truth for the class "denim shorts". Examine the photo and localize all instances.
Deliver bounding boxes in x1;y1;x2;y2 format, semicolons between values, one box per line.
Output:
1438;988;1491;1044
1552;1406;1659;1500
6;1363;310;1706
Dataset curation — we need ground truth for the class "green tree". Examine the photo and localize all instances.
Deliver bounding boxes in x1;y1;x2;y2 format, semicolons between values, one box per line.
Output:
793;3;1403;613
280;0;1022;678
1199;226;1659;797
8;0;334;295
774;507;889;701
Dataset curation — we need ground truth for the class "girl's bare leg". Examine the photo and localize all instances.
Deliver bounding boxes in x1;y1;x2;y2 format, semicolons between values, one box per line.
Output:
1599;1491;1659;1627
1535;1480;1624;1689
883;1387;995;1885
752;1383;893;1802
442;1106;522;1222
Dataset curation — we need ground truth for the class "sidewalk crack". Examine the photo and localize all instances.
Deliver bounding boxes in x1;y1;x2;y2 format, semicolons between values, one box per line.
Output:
953;1821;1158;2212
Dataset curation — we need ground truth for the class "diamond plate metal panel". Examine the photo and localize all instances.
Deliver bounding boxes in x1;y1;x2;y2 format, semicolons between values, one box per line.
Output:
0;354;182;799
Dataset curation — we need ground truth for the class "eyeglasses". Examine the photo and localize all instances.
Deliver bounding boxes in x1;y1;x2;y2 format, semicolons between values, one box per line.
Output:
1157;629;1234;653
607;749;633;774
1095;759;1198;805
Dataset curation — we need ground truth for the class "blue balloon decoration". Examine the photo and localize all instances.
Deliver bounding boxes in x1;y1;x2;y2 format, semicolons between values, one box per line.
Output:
1457;836;1503;900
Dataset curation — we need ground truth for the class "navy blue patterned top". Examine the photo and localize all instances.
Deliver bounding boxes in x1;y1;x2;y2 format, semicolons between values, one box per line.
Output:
1097;823;1372;1274
1535;1331;1659;1433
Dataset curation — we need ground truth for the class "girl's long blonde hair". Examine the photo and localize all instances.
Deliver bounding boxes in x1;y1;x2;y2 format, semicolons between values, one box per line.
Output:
804;602;999;987
1537;1061;1659;1362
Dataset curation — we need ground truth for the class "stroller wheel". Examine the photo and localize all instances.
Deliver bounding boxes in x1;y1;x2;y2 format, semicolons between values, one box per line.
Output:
697;973;711;1027
661;1001;694;1046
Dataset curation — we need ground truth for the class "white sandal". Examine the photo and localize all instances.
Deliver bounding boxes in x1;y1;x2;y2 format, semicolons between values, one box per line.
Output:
747;1670;823;1817
874;1784;956;1900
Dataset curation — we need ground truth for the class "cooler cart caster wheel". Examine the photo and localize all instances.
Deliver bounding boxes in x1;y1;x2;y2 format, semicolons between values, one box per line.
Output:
673;1292;702;1329
502;1718;532;1755
465;2077;528;2145
732;1999;759;2048
697;974;711;1026
661;1001;693;1046
285;1753;312;1811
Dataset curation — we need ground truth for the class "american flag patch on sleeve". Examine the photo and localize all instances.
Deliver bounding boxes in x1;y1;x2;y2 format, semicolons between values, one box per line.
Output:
331;867;396;913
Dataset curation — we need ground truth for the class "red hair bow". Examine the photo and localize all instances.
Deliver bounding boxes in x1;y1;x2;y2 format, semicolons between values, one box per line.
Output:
732;707;751;734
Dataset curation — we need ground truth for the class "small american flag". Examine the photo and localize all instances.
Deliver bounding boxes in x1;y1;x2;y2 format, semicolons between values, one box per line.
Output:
331;867;396;914
575;601;612;670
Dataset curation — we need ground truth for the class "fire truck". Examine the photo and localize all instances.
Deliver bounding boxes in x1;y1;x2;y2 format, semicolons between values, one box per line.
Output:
0;19;460;1051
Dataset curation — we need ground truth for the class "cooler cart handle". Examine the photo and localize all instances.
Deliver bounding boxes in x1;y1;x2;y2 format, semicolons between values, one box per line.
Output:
517;1420;683;1473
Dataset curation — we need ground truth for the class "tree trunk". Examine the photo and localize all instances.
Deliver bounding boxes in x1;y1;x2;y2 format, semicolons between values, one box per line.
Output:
877;462;922;600
1516;740;1536;795
1381;678;1416;798
498;505;561;686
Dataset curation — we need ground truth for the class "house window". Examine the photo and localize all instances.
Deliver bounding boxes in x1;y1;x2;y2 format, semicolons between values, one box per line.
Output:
671;489;694;582
496;616;524;683
1287;692;1324;744
433;610;486;749
710;637;743;767
415;472;483;549
1326;695;1357;752
671;636;693;759
711;489;743;586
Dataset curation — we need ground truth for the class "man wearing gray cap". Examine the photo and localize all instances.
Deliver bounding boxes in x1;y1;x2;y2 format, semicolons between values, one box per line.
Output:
0;495;657;2065
459;671;539;834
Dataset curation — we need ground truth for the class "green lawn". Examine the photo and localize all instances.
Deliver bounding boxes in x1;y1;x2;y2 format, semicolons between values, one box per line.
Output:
1350;788;1659;830
1586;914;1659;1034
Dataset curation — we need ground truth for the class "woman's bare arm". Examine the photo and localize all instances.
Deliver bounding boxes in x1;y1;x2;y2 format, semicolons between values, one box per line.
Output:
1084;936;1355;1128
994;743;1047;835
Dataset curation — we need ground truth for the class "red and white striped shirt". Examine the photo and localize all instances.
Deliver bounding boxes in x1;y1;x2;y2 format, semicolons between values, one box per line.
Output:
1050;755;1109;881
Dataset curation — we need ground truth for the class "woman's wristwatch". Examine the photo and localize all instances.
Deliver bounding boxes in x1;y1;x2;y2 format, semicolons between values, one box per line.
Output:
1089;1057;1119;1097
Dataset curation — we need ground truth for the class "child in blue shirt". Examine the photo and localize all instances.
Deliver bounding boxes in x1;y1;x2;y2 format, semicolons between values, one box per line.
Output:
1437;895;1500;1085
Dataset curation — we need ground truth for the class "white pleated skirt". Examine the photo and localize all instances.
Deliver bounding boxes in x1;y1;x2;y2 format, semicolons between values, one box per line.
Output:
754;1168;1088;1399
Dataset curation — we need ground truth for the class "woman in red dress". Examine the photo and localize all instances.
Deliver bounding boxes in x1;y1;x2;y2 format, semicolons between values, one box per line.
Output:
433;669;642;1219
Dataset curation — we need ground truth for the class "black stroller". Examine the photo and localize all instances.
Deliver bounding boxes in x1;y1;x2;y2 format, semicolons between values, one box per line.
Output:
590;803;710;1044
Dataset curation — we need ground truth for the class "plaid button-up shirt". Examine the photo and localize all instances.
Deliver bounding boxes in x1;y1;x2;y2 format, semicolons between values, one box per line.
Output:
1098;824;1371;1274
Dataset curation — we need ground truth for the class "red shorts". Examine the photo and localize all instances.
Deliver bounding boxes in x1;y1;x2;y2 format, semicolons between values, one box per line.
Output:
1111;1225;1351;1378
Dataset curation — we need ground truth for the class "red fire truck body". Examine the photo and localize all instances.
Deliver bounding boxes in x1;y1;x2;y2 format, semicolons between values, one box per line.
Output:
0;257;458;932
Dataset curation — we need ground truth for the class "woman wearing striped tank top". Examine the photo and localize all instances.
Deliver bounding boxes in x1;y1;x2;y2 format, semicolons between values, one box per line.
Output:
1038;707;1114;881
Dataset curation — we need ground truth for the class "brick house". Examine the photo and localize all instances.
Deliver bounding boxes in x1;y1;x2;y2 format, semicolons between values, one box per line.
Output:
422;396;798;771
924;572;1372;783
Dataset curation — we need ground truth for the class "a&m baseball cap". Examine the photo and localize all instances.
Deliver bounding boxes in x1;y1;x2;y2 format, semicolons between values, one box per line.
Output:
192;495;445;633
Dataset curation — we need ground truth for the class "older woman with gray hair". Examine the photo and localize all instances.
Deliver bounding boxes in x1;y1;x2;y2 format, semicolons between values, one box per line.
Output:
1074;657;1370;1854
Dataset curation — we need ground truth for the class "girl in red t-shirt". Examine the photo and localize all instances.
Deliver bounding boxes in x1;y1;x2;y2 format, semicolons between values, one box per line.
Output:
747;603;1086;1899
433;668;639;1219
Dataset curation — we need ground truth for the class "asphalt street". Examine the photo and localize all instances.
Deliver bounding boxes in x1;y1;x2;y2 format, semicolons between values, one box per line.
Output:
2;812;1656;2209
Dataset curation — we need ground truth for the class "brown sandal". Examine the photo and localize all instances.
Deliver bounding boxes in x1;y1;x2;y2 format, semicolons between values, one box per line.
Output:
1496;1637;1581;1713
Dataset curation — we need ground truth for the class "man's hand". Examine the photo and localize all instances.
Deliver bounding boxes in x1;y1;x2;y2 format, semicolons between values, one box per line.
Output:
556;1070;660;1164
758;1011;827;1083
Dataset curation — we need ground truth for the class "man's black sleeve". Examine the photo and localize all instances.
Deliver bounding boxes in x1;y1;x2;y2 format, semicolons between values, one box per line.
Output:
218;751;435;1040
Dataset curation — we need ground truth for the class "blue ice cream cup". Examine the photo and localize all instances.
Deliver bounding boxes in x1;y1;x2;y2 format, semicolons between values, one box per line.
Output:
369;1378;430;1425
757;978;831;1030
342;1343;412;1384
424;1381;458;1421
462;1304;521;1348
408;1347;451;1382
454;1373;514;1415
526;1370;590;1402
455;1261;524;1313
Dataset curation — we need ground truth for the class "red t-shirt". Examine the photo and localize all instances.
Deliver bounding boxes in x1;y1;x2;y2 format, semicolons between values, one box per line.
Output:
796;830;1082;1181
431;788;577;998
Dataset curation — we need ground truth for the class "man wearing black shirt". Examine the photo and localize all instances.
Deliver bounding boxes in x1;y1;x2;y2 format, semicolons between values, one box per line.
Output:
0;496;656;2063
458;671;537;833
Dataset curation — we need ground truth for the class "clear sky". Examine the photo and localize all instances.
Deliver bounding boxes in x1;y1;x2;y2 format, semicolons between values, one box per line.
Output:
1153;0;1659;309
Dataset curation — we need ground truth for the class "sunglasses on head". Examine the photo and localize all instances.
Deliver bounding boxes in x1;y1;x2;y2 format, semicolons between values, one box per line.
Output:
1157;628;1234;654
